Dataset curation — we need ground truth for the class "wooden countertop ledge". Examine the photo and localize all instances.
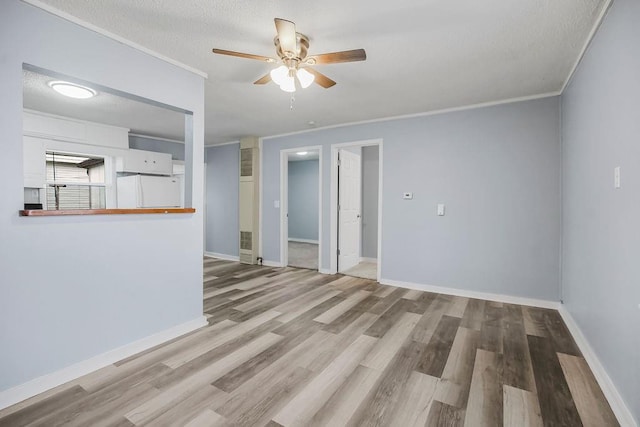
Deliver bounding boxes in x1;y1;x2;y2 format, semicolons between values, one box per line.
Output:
19;208;195;216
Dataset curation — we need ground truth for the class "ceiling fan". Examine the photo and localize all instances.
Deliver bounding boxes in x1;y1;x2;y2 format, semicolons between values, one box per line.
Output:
212;18;366;92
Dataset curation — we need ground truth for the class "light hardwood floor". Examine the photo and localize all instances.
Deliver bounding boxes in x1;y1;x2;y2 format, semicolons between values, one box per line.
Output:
0;258;619;426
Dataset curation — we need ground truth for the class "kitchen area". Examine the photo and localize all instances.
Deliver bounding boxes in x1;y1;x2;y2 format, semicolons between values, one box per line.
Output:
22;66;189;214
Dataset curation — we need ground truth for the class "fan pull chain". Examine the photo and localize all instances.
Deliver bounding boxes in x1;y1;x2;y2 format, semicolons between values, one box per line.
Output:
290;94;295;110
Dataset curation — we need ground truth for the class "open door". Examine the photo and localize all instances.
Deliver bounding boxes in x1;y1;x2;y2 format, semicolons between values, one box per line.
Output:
338;149;362;272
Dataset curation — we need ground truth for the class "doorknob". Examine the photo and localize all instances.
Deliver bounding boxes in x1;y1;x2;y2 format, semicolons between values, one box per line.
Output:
357;214;361;218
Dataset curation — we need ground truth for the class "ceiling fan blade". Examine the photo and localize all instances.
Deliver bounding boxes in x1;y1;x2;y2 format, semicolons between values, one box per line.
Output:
307;49;367;65
274;18;297;54
212;48;275;63
305;67;336;88
253;73;272;85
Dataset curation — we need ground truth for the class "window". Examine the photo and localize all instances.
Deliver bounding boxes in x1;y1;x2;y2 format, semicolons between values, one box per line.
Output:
46;152;106;210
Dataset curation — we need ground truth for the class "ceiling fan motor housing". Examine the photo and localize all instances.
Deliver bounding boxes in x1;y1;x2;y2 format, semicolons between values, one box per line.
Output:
274;33;310;61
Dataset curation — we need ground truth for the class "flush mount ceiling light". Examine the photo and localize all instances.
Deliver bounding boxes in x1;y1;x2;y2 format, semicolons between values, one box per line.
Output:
48;81;96;99
212;18;366;93
296;151;308;156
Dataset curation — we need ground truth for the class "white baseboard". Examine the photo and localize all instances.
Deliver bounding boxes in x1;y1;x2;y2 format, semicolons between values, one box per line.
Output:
558;307;637;427
360;257;377;263
319;268;333;275
263;260;284;268
287;238;319;244
379;278;560;310
0;316;207;411
204;251;239;262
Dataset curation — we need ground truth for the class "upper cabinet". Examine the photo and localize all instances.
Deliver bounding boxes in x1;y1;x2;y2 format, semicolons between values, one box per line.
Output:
23;110;129;149
115;149;173;175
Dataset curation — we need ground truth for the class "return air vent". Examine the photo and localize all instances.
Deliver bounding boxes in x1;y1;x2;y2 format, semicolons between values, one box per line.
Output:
240;148;253;177
239;137;260;265
240;231;252;250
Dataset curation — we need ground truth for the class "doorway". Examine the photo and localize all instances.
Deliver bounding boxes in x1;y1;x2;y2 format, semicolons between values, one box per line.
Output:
280;146;322;270
330;139;382;281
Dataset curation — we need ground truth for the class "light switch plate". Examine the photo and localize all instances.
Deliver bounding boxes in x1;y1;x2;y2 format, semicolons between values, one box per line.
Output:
614;166;621;189
437;204;445;216
403;192;413;200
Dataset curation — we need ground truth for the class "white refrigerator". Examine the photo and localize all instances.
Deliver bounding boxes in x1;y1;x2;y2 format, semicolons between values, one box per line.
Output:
117;174;181;208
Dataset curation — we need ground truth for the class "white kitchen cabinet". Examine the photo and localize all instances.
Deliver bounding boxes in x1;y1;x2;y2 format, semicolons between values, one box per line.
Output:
23;136;45;188
23;110;129;149
115;149;173;175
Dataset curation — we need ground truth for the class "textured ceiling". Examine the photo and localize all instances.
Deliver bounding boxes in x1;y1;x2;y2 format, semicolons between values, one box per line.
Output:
23;69;186;140
30;0;607;144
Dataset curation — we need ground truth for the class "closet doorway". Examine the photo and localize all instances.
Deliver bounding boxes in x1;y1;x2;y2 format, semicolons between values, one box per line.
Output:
330;139;382;281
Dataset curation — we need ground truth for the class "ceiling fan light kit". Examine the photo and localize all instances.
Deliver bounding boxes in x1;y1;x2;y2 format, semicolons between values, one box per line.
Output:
270;65;315;92
296;68;315;89
212;18;366;94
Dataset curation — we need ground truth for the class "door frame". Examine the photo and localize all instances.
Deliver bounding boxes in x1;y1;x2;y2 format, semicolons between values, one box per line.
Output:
280;145;323;269
330;138;383;281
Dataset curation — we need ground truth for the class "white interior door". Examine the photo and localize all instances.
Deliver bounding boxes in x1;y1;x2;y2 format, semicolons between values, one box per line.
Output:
338;149;361;272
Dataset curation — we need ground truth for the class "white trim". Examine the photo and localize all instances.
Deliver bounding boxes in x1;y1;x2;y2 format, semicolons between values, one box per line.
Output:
205;140;240;148
280;145;323;271
0;316;207;411
263;260;284;268
22;0;208;79
288;238;319;244
258;137;264;261
379;278;561;310
203;162;207;253
360;257;377;263
376;143;383;283
129;133;185;144
560;0;614;93
318;151;324;271
263;92;559;142
204;252;239;262
280;151;287;267
558;307;638;427
319;268;333;275
330;139;383;283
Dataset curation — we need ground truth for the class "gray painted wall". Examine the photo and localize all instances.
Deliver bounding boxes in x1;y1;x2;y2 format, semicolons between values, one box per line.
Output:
262;97;561;301
0;1;205;392
361;146;379;259
129;135;185;161
288;160;319;241
205;144;239;257
561;0;640;421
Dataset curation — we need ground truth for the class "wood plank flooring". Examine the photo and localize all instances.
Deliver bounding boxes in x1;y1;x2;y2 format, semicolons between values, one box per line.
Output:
0;258;619;426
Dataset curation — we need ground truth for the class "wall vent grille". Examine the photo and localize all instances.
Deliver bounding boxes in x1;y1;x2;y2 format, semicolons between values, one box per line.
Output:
240;149;253;177
240;231;252;251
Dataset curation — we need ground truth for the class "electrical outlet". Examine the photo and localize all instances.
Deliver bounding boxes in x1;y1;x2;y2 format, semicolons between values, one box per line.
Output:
437;204;445;216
